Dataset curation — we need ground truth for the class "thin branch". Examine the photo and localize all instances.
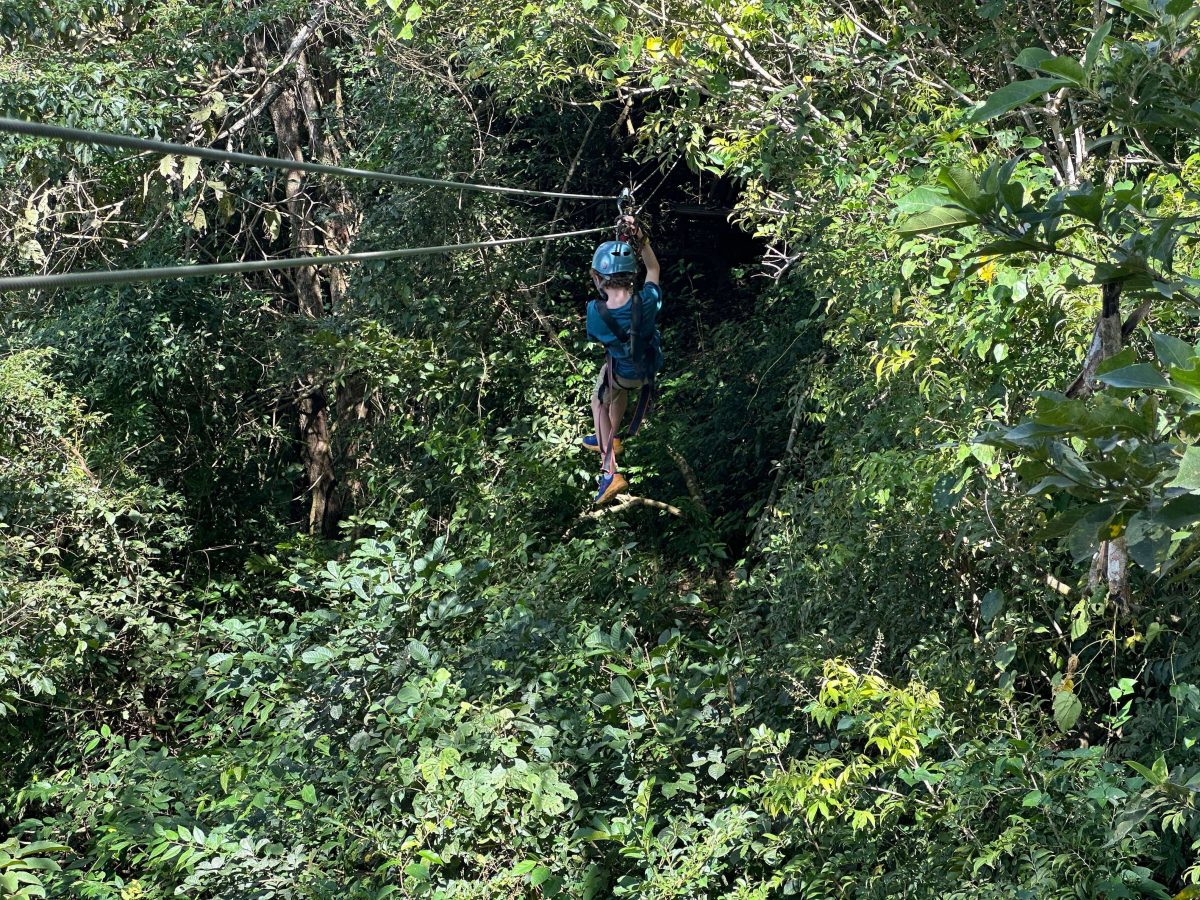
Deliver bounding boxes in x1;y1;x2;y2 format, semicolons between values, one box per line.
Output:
216;0;333;142
570;494;684;531
667;445;708;515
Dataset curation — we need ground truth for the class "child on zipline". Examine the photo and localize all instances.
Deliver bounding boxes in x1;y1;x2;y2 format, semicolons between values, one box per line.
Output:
583;216;662;505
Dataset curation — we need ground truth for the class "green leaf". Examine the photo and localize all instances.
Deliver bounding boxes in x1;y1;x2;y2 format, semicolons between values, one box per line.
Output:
897;205;979;235
1066;501;1122;562
968;238;1041;259
1037;56;1085;85
608;675;635;705
1159;493;1200;528
1118;0;1157;21
895;185;952;215
1084;19;1113;73
1097;364;1170;391
1127;511;1172;572
1169;363;1200;403
1013;47;1053;70
1167;446;1200;491
301;784;317;805
981;588;1004;623
1095;347;1138;375
301;646;335;666
1047;441;1100;487
968;78;1071;122
1152;332;1196;370
181;155;200;191
938;164;980;204
1125;757;1167;785
1053;690;1082;731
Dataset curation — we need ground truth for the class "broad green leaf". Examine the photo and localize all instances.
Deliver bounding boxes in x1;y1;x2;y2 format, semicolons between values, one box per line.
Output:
1095;347;1138;375
1126;511;1172;572
1097;364;1170;391
1118;0;1157;20
1013;47;1053;70
1053;690;1082;731
1167;446;1200;491
1126;755;1168;785
1159;493;1200;528
980;588;1004;623
968;78;1071;122
608;675;635;705
1125;759;1158;782
301;784;317;804
1038;56;1085;85
897;205;979;235
181;155;200;191
301;646;334;666
1067;501;1123;562
895;185;952;214
1152;332;1196;370
1047;441;1100;487
1084;19;1113;73
1169;364;1200;403
1064;183;1104;224
939;164;980;204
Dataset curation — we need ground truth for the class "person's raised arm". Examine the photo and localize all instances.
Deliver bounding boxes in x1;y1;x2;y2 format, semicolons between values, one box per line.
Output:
619;214;660;285
640;238;660;286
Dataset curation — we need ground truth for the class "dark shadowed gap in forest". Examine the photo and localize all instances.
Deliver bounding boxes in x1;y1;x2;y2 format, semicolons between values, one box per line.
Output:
577;163;818;562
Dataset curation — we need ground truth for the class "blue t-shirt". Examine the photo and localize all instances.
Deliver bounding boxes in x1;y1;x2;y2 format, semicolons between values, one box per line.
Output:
586;282;663;380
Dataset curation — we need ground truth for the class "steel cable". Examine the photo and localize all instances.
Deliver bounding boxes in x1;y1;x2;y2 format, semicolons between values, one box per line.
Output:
0;227;610;292
0;117;616;201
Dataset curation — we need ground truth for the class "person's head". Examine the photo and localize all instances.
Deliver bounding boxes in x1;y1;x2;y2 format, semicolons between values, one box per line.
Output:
591;241;638;295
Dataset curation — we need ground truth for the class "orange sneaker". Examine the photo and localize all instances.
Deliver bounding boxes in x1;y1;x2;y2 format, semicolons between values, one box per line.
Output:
582;434;622;456
595;471;629;505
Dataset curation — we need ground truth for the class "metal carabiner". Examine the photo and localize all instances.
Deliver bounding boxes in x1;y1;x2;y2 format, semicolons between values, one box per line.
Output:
617;187;634;217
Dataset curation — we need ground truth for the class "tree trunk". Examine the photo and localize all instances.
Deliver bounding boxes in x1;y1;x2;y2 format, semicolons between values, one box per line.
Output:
255;15;359;537
1068;280;1132;612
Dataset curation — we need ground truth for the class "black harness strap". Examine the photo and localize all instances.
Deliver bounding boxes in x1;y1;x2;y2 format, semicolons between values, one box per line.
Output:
590;294;657;439
591;299;629;347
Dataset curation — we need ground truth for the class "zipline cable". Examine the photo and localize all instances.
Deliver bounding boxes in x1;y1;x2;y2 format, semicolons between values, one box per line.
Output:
0;226;610;292
0;118;616;201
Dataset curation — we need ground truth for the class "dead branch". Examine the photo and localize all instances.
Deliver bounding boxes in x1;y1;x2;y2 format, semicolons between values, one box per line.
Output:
568;493;684;534
667;444;708;515
217;0;333;141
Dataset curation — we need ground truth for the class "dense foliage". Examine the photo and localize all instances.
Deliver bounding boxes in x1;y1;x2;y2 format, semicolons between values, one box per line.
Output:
2;0;1199;897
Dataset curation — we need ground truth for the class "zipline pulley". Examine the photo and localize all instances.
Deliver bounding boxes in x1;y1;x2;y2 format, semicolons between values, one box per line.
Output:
615;187;643;246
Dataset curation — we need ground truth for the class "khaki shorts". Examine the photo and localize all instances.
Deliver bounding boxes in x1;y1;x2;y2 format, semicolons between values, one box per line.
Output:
593;362;645;403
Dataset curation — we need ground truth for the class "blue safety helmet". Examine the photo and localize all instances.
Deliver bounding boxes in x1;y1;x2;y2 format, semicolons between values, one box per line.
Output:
591;240;638;278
